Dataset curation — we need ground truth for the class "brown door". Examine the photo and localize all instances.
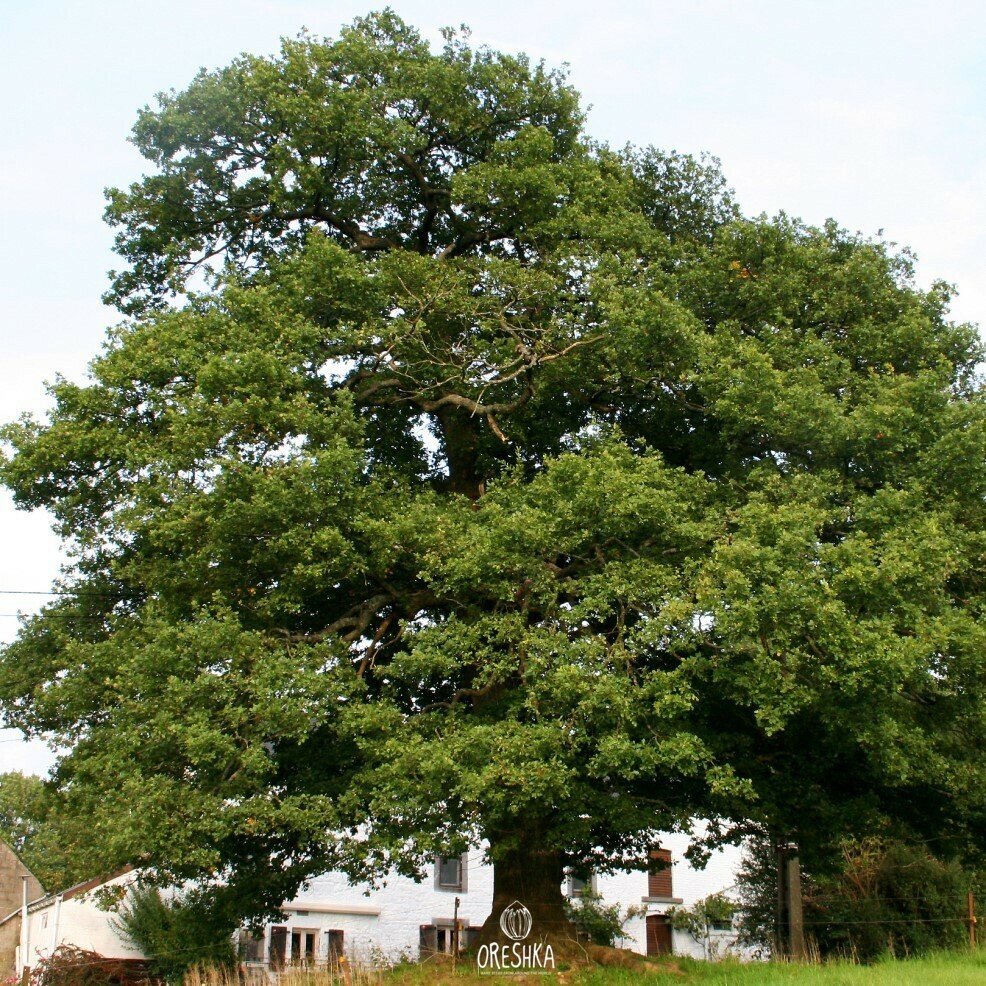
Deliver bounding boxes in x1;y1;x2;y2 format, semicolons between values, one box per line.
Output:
646;914;673;956
327;929;344;965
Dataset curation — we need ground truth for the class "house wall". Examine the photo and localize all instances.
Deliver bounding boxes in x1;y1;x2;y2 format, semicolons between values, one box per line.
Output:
273;856;496;964
0;914;20;979
20;872;144;972
594;831;748;959
258;831;747;964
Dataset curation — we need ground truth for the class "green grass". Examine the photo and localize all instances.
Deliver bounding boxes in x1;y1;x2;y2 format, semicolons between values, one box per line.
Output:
576;951;986;986
378;950;986;986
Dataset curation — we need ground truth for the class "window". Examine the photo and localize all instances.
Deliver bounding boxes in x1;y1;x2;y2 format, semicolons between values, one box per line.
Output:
564;868;595;898
647;848;673;899
420;922;480;958
237;929;264;962
435;853;467;892
290;929;317;965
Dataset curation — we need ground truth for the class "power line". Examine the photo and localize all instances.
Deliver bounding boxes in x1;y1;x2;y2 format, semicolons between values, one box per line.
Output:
0;590;68;596
0;590;115;596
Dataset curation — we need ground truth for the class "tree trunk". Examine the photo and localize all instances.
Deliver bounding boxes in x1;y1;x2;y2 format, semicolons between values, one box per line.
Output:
475;835;581;953
436;407;483;499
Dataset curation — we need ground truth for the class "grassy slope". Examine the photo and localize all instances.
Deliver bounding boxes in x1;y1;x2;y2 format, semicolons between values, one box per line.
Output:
378;951;986;986
578;952;985;986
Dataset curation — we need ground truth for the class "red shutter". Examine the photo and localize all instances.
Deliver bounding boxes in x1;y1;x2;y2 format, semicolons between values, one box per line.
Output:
269;926;287;968
648;848;673;898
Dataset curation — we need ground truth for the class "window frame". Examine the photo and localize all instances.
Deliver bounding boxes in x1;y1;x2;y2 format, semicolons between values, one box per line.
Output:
564;867;596;898
434;852;468;892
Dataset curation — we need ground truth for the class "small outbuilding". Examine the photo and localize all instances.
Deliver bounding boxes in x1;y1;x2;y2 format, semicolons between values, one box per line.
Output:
0;838;45;978
0;867;144;979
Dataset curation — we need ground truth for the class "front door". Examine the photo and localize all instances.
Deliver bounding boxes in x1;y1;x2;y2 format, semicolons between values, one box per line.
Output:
646;914;673;956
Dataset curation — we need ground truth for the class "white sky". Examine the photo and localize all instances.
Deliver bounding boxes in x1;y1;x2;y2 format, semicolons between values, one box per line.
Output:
1;0;984;775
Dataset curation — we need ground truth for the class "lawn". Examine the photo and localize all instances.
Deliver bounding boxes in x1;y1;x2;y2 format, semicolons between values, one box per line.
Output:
372;951;986;986
588;951;985;985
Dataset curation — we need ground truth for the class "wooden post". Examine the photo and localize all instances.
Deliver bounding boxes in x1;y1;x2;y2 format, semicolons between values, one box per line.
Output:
453;895;461;965
968;892;977;949
775;842;805;960
785;851;805;961
775;842;787;958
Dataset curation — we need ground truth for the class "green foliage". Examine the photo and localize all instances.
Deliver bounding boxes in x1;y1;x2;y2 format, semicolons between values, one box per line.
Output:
733;829;779;954
563;889;640;947
803;839;980;960
113;883;237;983
0;771;46;858
0;8;983;930
0;771;93;892
734;833;981;960
668;892;737;940
102;10;589;315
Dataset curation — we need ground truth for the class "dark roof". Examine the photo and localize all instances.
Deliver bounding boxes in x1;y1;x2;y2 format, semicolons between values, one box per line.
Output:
0;867;135;924
59;867;135;901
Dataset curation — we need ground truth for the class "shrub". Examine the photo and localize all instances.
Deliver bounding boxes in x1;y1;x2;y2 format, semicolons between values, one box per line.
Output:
667;891;737;940
563;889;640;947
804;839;978;960
734;831;981;960
113;884;236;984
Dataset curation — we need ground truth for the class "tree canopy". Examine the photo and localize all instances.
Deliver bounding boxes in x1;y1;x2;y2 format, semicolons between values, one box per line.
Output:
0;771;91;891
1;10;983;943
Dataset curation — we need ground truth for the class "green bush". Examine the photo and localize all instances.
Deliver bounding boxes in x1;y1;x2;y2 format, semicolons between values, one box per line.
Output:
113;884;236;984
804;839;977;960
563;889;641;947
668;892;737;940
734;833;980;960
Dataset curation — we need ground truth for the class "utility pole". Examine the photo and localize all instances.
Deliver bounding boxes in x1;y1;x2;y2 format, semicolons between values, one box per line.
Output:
776;842;805;960
19;875;29;983
968;892;978;949
775;841;788;957
785;848;805;960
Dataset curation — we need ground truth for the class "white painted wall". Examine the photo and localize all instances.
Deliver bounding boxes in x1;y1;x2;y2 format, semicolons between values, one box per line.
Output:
272;856;495;965
18;872;143;974
268;831;748;963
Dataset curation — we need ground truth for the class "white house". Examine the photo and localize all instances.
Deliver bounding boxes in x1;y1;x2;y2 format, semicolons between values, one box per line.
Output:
2;832;749;978
2;868;147;978
248;830;747;969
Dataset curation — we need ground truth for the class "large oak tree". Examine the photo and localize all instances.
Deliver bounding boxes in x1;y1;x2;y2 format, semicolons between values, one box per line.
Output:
2;11;983;951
